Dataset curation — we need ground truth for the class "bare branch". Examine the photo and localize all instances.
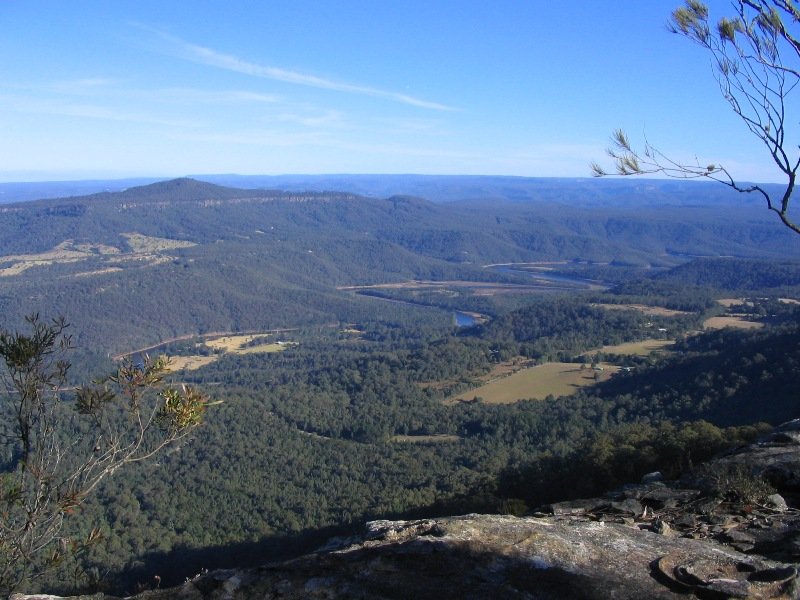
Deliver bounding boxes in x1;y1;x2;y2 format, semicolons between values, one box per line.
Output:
593;0;800;235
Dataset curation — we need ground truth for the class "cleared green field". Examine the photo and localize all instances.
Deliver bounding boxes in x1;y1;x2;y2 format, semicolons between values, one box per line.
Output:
600;339;675;355
449;362;618;404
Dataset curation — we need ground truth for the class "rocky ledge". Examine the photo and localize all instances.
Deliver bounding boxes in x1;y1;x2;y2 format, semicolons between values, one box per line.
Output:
14;420;800;600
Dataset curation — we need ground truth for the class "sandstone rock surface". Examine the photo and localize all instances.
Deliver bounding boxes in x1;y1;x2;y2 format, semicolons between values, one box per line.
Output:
26;513;793;599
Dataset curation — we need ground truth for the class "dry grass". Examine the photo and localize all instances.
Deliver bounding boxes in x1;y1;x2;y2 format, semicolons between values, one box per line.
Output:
237;342;295;354
0;241;100;276
418;357;532;391
205;335;261;352
600;339;675;355
204;334;295;354
447;362;619;404
1;241;118;263
717;298;750;307
593;303;690;317
122;232;195;253
703;316;764;330
0;258;83;276
72;242;120;255
153;336;296;372
0;235;193;278
72;267;124;278
485;357;536;379
443;337;675;405
167;356;218;371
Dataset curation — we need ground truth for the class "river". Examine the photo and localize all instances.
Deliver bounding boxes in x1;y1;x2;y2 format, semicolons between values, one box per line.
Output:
485;263;608;291
454;311;479;327
353;264;610;328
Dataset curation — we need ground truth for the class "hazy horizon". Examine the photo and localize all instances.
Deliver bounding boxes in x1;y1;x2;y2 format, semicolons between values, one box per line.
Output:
0;1;788;184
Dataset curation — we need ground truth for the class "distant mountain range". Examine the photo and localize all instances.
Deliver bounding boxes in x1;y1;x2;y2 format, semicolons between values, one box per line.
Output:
0;173;783;207
0;177;797;356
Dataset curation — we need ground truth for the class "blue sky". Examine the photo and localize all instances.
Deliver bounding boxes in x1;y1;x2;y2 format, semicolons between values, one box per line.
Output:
0;1;786;182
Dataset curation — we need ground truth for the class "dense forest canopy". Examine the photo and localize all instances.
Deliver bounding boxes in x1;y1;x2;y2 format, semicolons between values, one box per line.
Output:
0;178;797;594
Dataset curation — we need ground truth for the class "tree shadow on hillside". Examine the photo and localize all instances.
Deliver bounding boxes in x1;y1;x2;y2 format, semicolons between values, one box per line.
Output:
106;524;354;595
102;492;505;596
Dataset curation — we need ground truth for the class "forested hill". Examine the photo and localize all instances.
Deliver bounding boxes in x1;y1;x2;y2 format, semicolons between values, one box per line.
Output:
654;257;800;292
2;177;798;260
0;177;798;357
0;174;786;208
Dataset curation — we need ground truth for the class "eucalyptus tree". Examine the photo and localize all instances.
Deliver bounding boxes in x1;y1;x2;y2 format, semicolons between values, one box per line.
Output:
592;1;800;234
0;315;212;592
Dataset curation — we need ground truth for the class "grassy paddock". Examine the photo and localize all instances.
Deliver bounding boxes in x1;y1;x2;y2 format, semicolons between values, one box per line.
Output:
121;232;196;253
237;342;296;354
205;334;297;354
166;355;218;371
446;337;675;405
448;362;619;404
0;234;194;277
205;334;262;352
593;303;690;317
703;316;764;330
600;339;675;355
716;298;748;307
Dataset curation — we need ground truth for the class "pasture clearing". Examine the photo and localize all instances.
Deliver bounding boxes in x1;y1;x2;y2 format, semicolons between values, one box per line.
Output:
163;336;295;372
204;334;296;355
419;356;533;391
707;298;764;330
167;355;218;371
122;232;196;253
703;316;764;330
73;267;124;277
717;298;750;307
0;234;194;277
0;240;117;276
237;342;296;354
447;362;618;404
445;337;674;405
593;303;690;317
600;339;675;356
205;334;262;352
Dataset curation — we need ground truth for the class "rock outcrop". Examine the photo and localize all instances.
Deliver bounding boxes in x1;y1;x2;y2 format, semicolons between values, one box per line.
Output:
13;420;800;599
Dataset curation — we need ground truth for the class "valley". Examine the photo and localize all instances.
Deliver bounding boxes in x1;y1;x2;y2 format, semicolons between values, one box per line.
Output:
0;179;797;594
6;1;800;595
